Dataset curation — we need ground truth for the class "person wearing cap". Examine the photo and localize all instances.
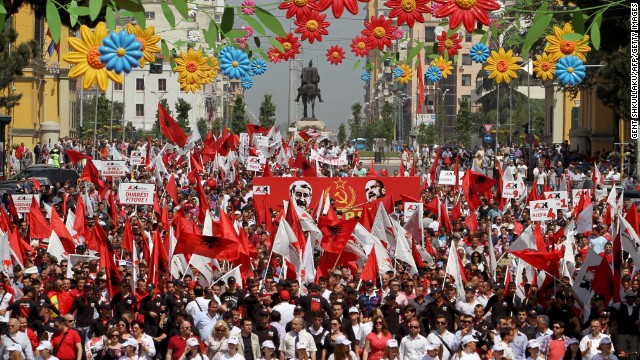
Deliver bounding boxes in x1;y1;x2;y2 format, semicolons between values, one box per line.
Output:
493;344;506;360
612;291;638;360
2;318;34;360
220;278;244;311
259;341;277;360
120;337;141;360
381;339;399;360
50;317;82;360
398;319;429;360
179;337;204;360
452;335;480;360
358;281;382;314
254;309;281;354
166;320;198;360
590;337;616;360
539;320;571;360
34;341;57;360
110;282;138;319
279;317;316;360
68;283;99;342
564;338;581;360
579;320;614;360
525;340;543;360
272;291;296;327
139;284;164;338
328;335;357;360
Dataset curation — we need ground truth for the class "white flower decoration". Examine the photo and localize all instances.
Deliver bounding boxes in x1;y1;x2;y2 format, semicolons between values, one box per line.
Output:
490;1;505;18
188;3;197;18
434;26;445;37
187;30;201;42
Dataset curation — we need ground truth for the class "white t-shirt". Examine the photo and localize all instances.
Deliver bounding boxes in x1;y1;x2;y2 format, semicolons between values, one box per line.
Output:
0;291;13;323
222;353;245;360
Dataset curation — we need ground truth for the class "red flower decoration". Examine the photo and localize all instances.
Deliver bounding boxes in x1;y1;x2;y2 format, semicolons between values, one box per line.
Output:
433;0;501;32
267;47;283;63
269;33;301;61
437;31;462;57
294;11;330;44
317;0;370;19
278;0;318;20
326;45;345;65
350;35;370;57
384;0;430;28
361;15;398;51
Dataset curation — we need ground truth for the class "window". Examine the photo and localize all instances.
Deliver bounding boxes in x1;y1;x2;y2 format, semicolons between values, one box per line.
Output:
114;83;123;91
136;104;144;117
462;74;472;86
136;78;145;91
571;107;580;128
158;79;167;92
465;32;472;42
145;11;155;20
425;26;435;42
462;54;472;65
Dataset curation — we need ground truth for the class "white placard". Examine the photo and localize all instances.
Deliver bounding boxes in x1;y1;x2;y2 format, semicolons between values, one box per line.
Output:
438;171;456;185
130;151;145;166
404;202;422;219
253;185;270;195
502;181;522;199
118;183;156;205
543;191;569;210
246;156;266;172
255;135;269;148
572;189;591;204
94;160;128;176
529;200;557;221
11;194;41;214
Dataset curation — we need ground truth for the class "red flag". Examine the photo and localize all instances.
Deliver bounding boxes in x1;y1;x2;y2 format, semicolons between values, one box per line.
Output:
0;206;11;233
510;249;564;279
461;170;497;212
533;222;547;251
399;158;405;177
285;200;308;251
29;198;50;239
31;177;41;191
440;202;453;232
122;217;134;254
190;152;203;173
73;195;86;236
148;230;169;286
174;210;240;261
359;204;374;231
587;256;616;304
8;197;19;223
145;135;152;168
624;203;640;235
165;174;179;205
417;54;424;114
367;159;376;177
66;149;91;164
425;196;439;214
320;219;358;254
451;201;461;222
429;146;441;186
464;212;478;233
246;124;269;146
262;159;272;177
80;161;106;197
411;240;425;268
201;130;217;163
294;155;317;177
360;247;379;282
50;209;75;254
409;159;416;177
527;178;539;202
158;102;188;147
95;224;121;296
108;192;118;231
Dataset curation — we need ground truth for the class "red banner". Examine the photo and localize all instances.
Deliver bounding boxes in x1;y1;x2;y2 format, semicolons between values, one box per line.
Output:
252;177;421;220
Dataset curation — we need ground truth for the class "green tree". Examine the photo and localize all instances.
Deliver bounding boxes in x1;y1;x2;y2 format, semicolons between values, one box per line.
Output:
229;96;247;134
348;103;363;139
74;93;124;139
450;99;473;147
175;98;192;133
379;101;394;143
417;123;437;145
258;94;276;128
152;98;171;137
337;124;347;143
0;25;35;113
196;117;208;138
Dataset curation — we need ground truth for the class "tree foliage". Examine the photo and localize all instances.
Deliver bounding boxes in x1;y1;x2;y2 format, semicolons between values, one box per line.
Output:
175;98;192;134
230;96;247;134
196;117;208;139
259;94;276;128
348;103;363;139
448;99;474;147
337;124;346;144
74;93;124;139
0;25;35;113
361;101;394;148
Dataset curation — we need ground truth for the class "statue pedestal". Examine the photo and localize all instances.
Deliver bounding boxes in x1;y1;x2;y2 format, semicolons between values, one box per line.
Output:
295;119;326;131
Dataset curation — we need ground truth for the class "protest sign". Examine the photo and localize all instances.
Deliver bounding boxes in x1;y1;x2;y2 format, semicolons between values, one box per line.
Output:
118;183;156;205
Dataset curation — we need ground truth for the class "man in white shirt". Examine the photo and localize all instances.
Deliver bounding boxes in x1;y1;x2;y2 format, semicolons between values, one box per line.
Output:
2;318;34;360
185;286;210;317
279;317;317;360
399;320;429;360
579;320;613;360
426;316;457;360
272;291;296;327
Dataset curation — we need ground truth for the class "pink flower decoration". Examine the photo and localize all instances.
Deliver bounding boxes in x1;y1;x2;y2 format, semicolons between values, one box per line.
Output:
430;1;442;13
241;0;256;15
242;25;255;37
393;29;404;39
489;18;502;29
237;37;247;49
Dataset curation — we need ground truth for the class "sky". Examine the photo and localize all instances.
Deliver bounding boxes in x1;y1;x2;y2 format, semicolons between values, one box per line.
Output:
242;3;371;133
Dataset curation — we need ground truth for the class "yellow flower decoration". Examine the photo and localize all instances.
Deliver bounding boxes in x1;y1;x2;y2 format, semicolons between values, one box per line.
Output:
396;63;413;84
533;52;560;81
126;24;162;68
63;22;122;91
430;56;453;78
484;48;520;84
544;23;591;62
203;57;220;83
174;48;210;93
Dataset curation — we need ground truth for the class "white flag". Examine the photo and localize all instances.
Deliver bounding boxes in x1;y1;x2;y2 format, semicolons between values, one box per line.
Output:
219;265;243;288
301;234;316;283
572;249;601;320
272;219;302;271
575;203;594;234
65;209;77;237
47;230;68;261
371;204;396;249
295;204;323;244
445;242;465;296
190;254;216;286
0;233;13;278
619;215;640;273
170;254;189;280
352;223;394;273
391;218;418;275
510;226;536;251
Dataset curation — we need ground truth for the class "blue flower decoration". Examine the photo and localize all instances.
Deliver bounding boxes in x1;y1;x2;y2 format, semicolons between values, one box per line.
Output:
361;72;370;81
241;76;253;89
99;31;143;74
425;66;442;82
555;55;586;86
393;67;404;78
251;59;267;76
220;47;251;79
470;43;490;63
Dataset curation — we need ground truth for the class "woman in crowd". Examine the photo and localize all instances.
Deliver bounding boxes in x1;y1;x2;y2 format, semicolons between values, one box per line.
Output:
223;336;244;360
102;327;125;360
205;320;230;360
380;339;399;360
117;319;132;341
562;339;582;360
525;340;543;360
130;320;156;360
589;338;616;360
258;341;276;360
362;316;392;360
327;336;356;360
453;336;481;360
120;338;140;360
179;338;204;360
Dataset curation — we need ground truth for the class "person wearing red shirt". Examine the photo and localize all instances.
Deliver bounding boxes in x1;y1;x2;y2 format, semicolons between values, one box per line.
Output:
165;320;197;360
50;316;82;360
48;279;73;316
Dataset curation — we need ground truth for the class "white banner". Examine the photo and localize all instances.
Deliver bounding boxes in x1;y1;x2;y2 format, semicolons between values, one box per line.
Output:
253;185;270;195
255;135;269;148
11;194;41;214
438;171;456;185
404;202;422;220
246;156;266;172
543;191;569;210
118;183;156;205
572;189;591;204
239;133;249;163
311;151;348;166
502;181;522;199
529;200;557;221
95;160;128;176
130;151;146;166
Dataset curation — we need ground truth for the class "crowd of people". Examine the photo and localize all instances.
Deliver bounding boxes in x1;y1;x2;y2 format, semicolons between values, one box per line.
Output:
0;132;639;360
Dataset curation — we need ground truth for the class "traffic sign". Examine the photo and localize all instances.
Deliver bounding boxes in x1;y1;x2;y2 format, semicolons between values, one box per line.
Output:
484;134;493;143
483;124;494;133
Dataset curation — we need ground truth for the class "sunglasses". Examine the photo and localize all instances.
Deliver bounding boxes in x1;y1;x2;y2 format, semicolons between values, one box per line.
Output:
436;322;447;325
409;326;420;329
375;322;384;325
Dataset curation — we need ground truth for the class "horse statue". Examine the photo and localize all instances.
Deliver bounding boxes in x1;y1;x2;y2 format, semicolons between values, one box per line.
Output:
300;83;318;119
295;60;324;119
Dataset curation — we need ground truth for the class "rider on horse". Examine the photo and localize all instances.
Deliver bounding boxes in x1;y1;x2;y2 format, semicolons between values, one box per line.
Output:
295;60;324;103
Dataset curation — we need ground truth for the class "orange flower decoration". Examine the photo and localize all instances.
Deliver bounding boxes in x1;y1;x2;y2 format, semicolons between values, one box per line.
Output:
326;45;345;65
278;0;318;19
350;35;370;57
362;15;399;51
384;0;431;27
433;0;501;32
294;11;330;44
437;31;462;58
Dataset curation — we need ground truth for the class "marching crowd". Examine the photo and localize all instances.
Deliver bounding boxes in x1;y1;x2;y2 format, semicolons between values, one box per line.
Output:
1;133;639;360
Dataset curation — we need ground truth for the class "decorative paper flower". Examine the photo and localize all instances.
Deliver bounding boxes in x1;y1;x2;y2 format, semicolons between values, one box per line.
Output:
188;3;198;18
433;0;501;32
544;23;591;62
396;63;413;84
174;48;209;92
430;56;453;78
220;47;251;79
393;29;405;39
484;47;520;83
278;0;318;19
251;59;267;75
63;23;122;90
207;57;220;81
362;15;399;51
187;30;202;42
434;26;445;37
393;67;404;78
125;24;161;68
267;47;283;63
489;18;502;29
384;0;430;27
437;31;462;58
555;55;586;86
272;33;302;61
532;52;560;81
350;35;370;57
317;0;367;19
241;76;254;89
237;37;247;49
294;11;330;44
241;0;256;15
430;1;442;13
99;31;143;74
326;45;345;65
490;0;505;17
426;65;442;82
243;25;254;37
470;43;490;63
361;72;371;81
